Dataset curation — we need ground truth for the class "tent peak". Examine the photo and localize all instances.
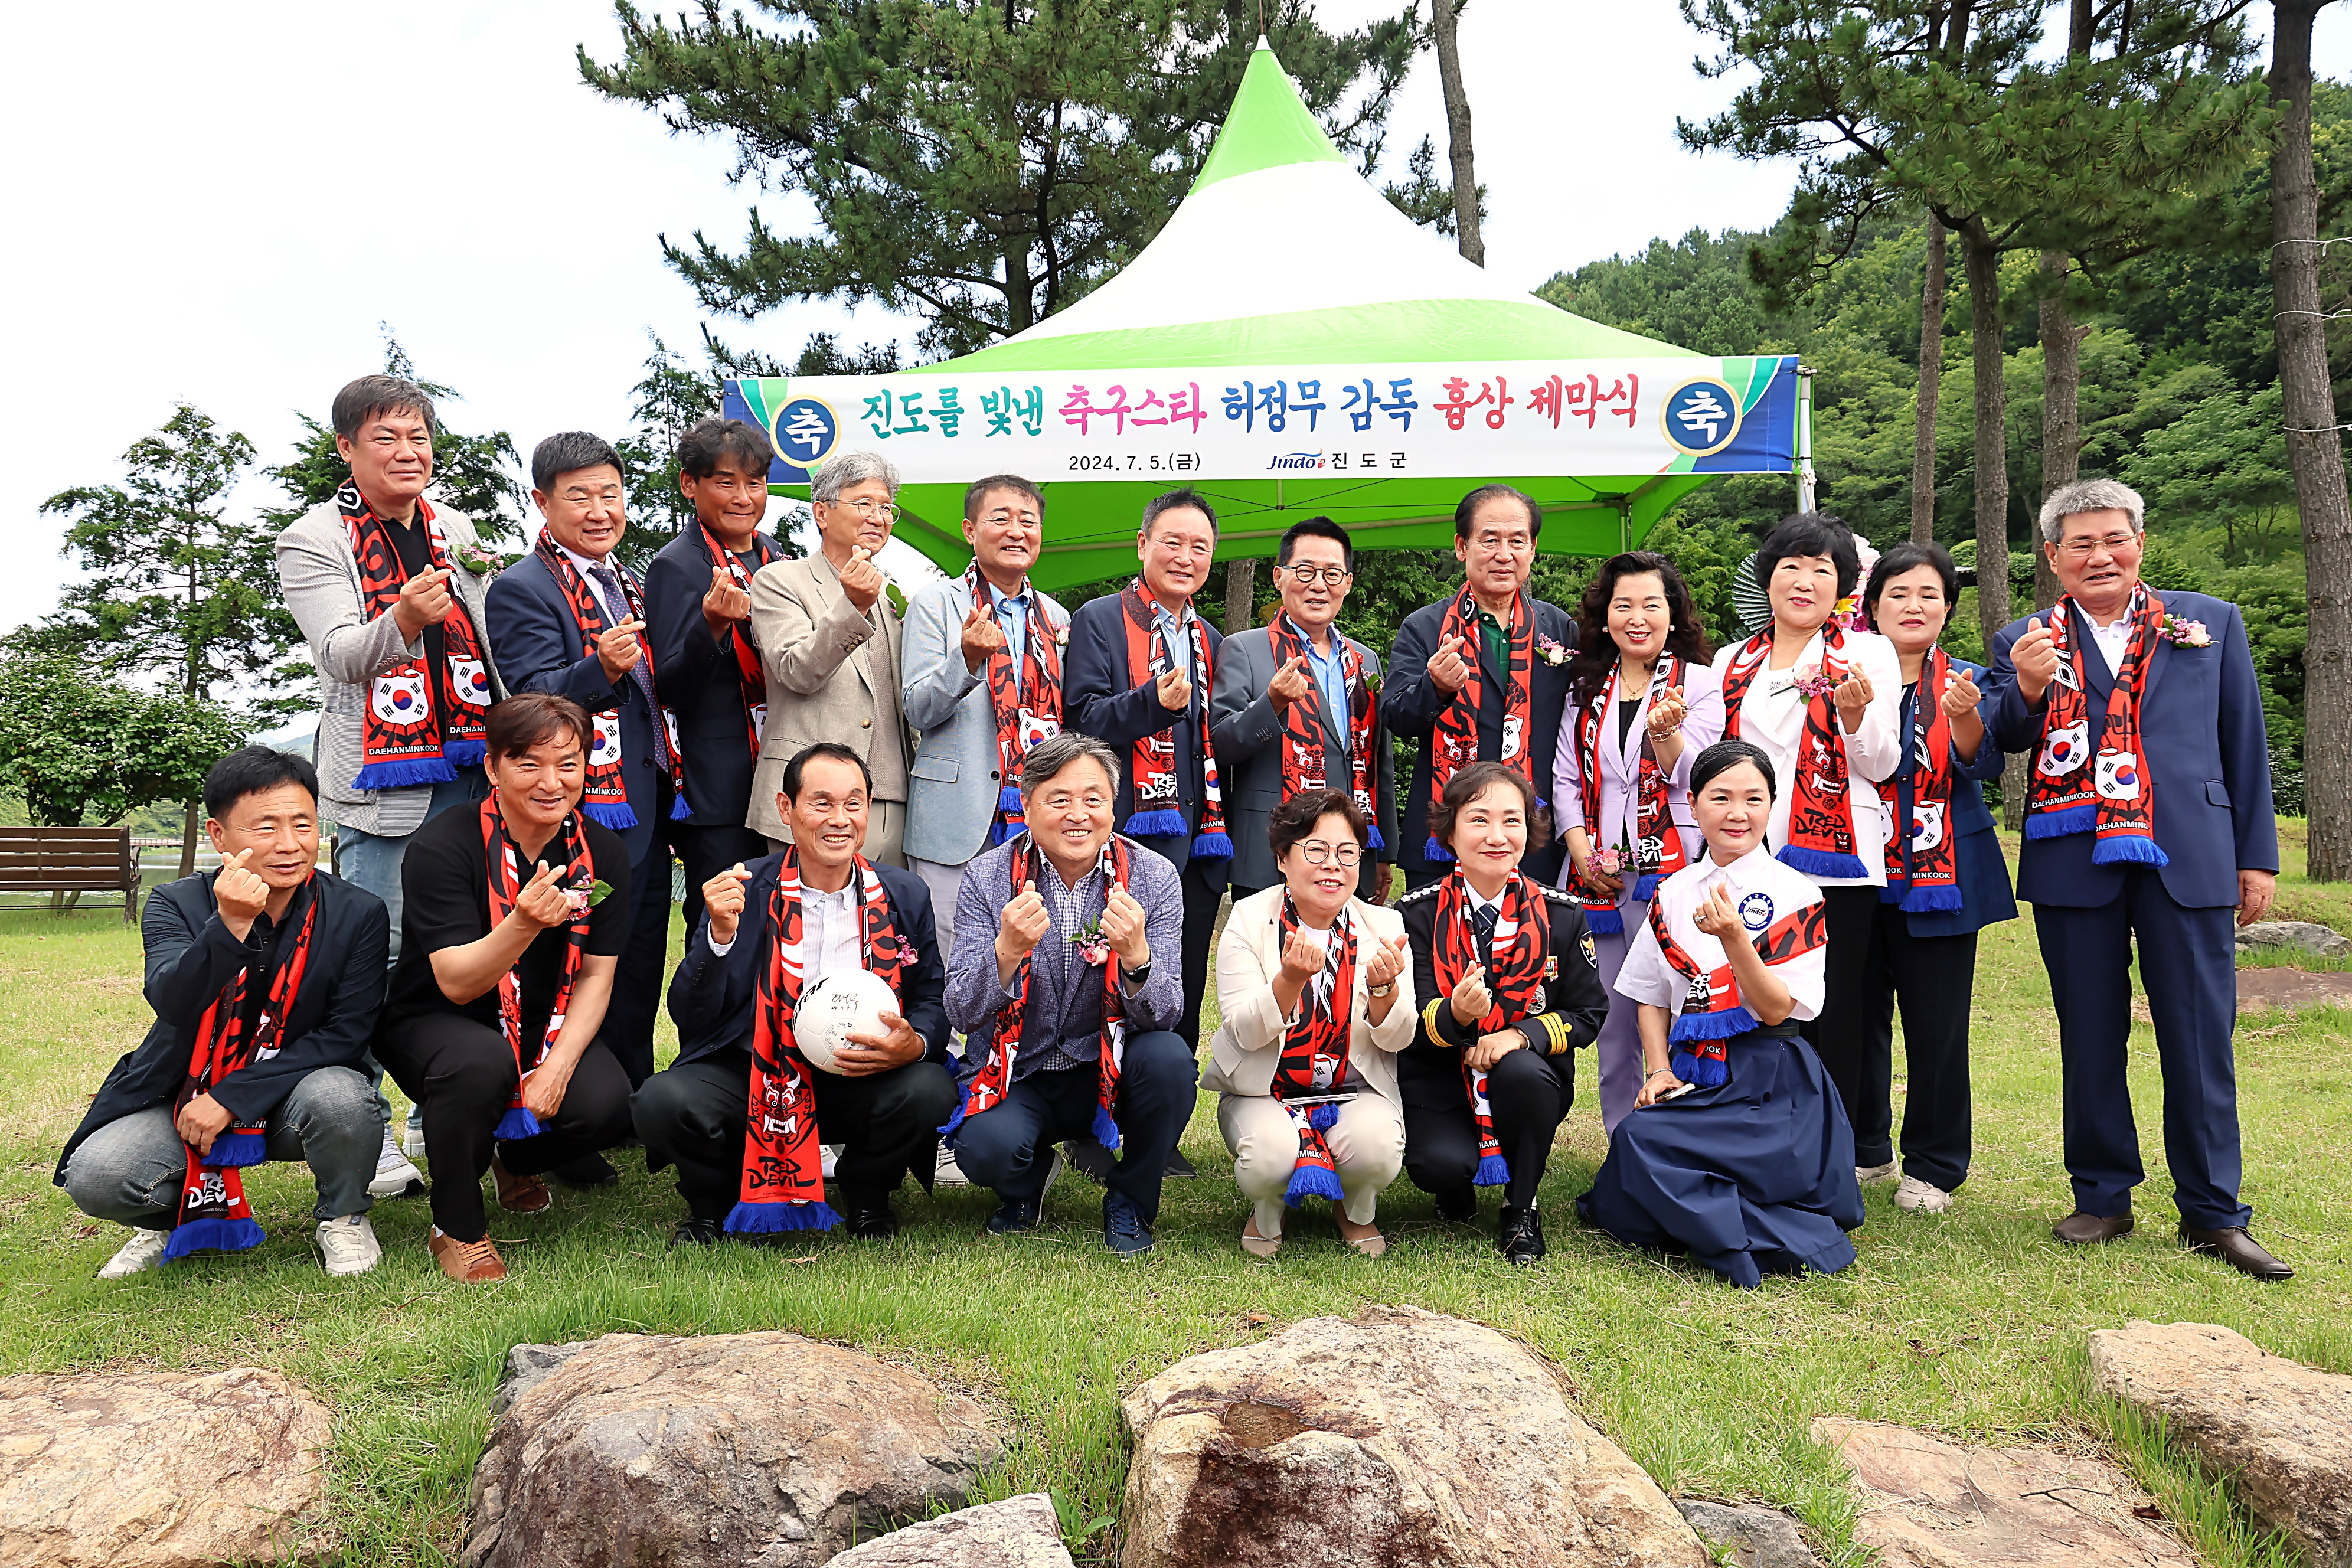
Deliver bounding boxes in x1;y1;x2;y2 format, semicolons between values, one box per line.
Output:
1191;40;1345;191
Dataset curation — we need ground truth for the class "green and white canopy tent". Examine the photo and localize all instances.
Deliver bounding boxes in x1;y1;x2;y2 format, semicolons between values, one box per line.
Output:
724;40;1807;594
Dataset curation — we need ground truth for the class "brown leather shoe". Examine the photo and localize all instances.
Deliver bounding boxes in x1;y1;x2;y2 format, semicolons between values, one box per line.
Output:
491;1154;550;1214
2181;1224;2294;1280
428;1230;508;1284
2053;1210;2134;1244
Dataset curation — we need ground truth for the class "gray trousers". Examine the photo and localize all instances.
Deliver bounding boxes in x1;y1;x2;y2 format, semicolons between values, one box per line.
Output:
61;1066;379;1230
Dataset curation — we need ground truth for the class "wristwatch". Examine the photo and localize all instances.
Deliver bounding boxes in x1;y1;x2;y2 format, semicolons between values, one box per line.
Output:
1367;979;1396;997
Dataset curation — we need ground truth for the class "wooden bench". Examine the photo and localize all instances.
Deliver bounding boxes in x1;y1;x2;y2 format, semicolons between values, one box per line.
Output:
0;825;143;923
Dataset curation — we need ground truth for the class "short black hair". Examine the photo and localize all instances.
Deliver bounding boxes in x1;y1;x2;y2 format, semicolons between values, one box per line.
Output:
1268;787;1369;862
1752;512;1860;600
1141;487;1218;540
1275;515;1353;571
531;431;624;494
965;473;1045;521
677;417;773;480
1863;540;1960;630
782;741;873;800
1428;760;1552;855
1453;483;1543;541
203;746;318;821
331;374;436;441
1690;738;1777;800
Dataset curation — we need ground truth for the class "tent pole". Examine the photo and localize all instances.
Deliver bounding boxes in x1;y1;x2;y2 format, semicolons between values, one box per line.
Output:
1618;500;1631;554
1797;366;1818;512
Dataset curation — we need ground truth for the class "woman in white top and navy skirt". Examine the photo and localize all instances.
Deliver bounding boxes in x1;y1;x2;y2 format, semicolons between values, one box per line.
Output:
1578;739;1866;1287
1710;514;1903;1185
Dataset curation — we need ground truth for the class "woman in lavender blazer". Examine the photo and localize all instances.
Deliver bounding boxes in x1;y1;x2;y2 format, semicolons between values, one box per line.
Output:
1550;553;1724;1135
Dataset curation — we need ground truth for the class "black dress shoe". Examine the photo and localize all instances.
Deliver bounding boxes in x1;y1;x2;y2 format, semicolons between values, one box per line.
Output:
1061;1138;1115;1184
668;1216;723;1248
986;1199;1042;1235
2181;1224;2294;1280
1434;1186;1478;1224
842;1201;900;1240
1498;1204;1546;1265
1164;1147;1198;1178
547;1153;621;1190
2053;1210;2134;1244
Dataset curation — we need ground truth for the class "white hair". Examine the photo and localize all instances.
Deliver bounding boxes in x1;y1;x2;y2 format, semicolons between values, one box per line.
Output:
811;450;901;504
2037;478;2144;544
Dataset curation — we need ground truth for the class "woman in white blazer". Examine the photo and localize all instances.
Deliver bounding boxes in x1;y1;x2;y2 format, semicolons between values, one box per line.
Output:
1207;789;1415;1258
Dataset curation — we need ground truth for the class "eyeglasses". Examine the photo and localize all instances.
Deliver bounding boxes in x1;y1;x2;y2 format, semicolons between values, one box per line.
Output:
2057;531;2140;560
1295;840;1362;868
1280;564;1352;587
831;499;900;521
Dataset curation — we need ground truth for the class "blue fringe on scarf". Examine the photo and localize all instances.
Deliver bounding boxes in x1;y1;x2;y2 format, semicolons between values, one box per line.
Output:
162;1215;266;1262
206;1132;266;1168
350;757;458;792
1585;904;1624;936
2024;803;2098;841
2092;835;2170;867
724;1199;840;1234
1670;1005;1760;1044
1366;823;1386;851
1423;837;1455;863
1899;883;1965;913
1091;1103;1123;1154
1474;1152;1511;1186
1778;844;1868;879
1672;1048;1731;1088
583;801;639;830
1283;1161;1345;1206
1190;829;1234;860
494;1107;543;1142
1123;809;1189;839
936;1100;969;1146
445;740;486;767
1632;873;1662;903
669;791;693;821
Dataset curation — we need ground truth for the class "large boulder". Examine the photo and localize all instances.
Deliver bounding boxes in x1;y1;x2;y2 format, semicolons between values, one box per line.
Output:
1673;1500;1822;1567
463;1331;1008;1568
0;1366;335;1568
1813;1417;2193;1567
1119;1303;1710;1568
2236;919;2351;956
2089;1319;2352;1566
828;1493;1073;1567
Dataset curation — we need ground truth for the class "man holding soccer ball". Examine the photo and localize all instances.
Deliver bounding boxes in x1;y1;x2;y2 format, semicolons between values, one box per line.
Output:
632;743;955;1246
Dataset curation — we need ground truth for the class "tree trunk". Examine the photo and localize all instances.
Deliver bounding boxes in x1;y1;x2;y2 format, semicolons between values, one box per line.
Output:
1224;558;1259;636
2275;0;2352;870
2037;249;2081;612
1963;229;2028;824
1912;215;1946;544
1432;0;1484;266
178;799;199;879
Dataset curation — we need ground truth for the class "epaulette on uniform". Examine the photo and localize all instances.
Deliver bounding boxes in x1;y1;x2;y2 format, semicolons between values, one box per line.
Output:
1540;884;1579;904
1394;881;1442;906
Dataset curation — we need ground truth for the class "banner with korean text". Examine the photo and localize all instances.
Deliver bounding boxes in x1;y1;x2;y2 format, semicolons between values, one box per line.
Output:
723;354;1798;488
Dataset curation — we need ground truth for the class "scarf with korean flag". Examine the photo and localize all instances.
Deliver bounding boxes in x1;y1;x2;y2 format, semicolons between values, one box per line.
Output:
2024;590;2167;866
343;486;490;789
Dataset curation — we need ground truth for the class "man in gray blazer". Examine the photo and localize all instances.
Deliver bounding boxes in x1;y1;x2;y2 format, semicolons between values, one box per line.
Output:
1208;516;1396;904
273;373;507;1193
901;474;1068;957
747;451;913;864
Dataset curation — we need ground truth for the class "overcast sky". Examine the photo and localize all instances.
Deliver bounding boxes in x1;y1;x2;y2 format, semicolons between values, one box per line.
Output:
8;1;2348;645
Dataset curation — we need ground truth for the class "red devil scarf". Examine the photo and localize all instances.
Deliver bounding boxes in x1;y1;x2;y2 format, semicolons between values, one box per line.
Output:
727;845;907;1234
942;835;1133;1151
1883;646;1963;912
1269;615;1385;852
1719;624;1869;878
344;486;489;789
162;882;320;1261
1116;582;1232;857
1647;889;1828;1086
696;522;780;801
482;798;594;1142
1571;656;1691;934
1430;869;1550;1187
2024;590;2168;867
972;565;1067;847
533;533;690;829
1426;587;1536;862
1271;892;1358;1207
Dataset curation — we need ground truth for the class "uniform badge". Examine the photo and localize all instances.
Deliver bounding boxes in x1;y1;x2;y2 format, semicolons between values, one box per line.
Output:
1579;932;1598;969
1737;891;1775;932
1544;954;1560;981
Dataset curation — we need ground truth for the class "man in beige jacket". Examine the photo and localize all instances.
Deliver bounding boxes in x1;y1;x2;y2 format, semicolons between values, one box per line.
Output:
747;450;913;864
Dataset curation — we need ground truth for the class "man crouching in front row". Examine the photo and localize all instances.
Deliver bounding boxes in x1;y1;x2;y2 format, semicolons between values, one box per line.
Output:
633;743;955;1246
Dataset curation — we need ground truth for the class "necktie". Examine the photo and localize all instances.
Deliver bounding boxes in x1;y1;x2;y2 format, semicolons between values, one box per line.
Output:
1472;902;1498;968
590;564;668;766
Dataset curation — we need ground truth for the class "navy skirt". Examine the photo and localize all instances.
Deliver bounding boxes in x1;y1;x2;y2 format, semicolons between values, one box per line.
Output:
1577;1027;1865;1289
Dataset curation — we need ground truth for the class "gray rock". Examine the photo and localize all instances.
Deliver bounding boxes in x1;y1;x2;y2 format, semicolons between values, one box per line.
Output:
2089;1320;2352;1567
829;1494;1074;1567
491;1339;590;1416
464;1331;1008;1568
1674;1500;1822;1567
2236;919;2351;956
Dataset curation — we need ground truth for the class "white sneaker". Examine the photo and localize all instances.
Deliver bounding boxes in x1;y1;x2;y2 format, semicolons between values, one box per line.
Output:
1855;1160;1899;1185
370;1127;425;1198
820;1143;841;1180
400;1106;427;1161
316;1214;383;1276
97;1227;168;1279
1894;1174;1955;1214
933;1143;971;1188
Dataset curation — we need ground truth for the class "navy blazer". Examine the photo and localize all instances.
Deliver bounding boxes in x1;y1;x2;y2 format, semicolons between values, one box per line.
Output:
1063;593;1221;830
665;853;950;1069
484;549;669;866
1891;658;2018;939
1982;588;2277;910
643;527;785;832
54;870;389;1185
1383;591;1577;883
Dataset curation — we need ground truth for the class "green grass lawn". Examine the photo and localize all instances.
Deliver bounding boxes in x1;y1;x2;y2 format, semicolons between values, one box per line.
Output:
3;832;2346;1566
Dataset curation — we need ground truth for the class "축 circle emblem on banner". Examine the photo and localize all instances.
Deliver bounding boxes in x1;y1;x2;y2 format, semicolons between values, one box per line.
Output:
770;397;840;472
1661;377;1744;458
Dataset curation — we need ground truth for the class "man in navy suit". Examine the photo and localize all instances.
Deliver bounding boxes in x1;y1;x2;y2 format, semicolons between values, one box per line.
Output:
1982;476;2287;1279
1064;488;1231;1056
484;432;676;1106
1384;485;1577;891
